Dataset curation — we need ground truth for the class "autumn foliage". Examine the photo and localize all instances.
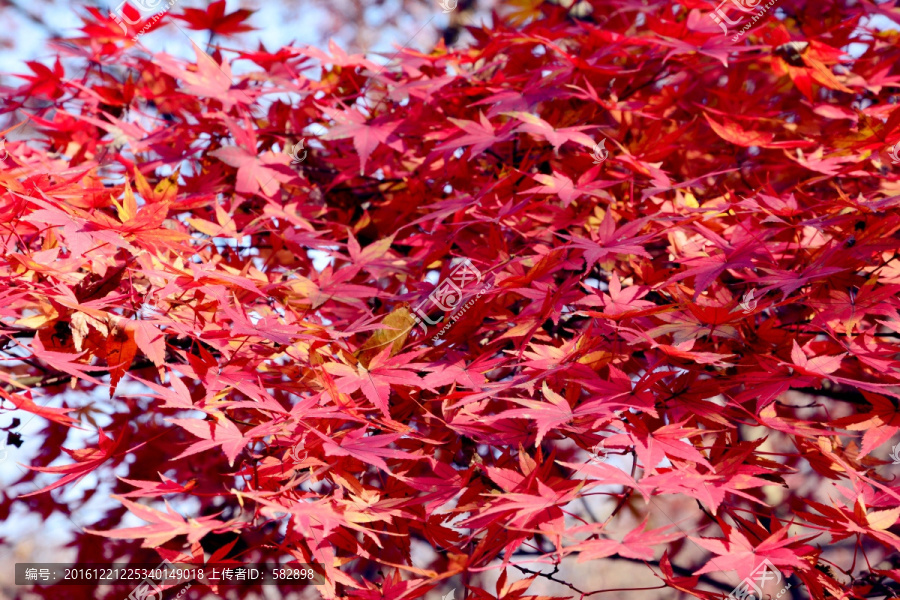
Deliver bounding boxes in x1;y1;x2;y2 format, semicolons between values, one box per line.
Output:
4;0;900;598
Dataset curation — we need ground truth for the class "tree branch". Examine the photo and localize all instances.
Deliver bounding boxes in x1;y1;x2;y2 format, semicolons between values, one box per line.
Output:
1;359;155;395
509;551;736;594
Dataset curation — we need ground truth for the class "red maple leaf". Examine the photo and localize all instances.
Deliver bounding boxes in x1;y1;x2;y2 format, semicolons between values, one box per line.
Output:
319;104;401;175
174;0;256;36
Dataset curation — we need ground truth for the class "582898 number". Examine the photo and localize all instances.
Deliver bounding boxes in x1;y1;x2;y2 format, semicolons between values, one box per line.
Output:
272;568;315;580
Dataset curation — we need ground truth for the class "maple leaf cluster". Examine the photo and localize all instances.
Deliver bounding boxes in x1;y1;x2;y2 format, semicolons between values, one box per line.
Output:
3;0;900;598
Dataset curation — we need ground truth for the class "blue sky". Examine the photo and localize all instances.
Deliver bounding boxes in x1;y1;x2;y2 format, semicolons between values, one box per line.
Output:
0;0;457;73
